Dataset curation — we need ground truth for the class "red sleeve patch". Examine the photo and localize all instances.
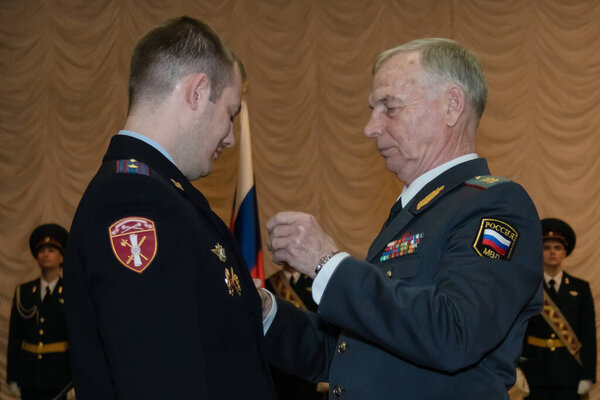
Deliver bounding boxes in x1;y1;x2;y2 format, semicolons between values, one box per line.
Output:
109;217;157;273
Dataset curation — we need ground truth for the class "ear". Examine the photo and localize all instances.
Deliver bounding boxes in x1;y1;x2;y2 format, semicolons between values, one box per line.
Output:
185;73;210;111
445;85;465;127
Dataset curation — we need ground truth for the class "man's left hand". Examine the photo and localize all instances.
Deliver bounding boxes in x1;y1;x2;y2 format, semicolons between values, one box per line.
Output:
267;211;337;278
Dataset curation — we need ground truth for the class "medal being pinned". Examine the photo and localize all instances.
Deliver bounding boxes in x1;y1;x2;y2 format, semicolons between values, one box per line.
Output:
225;267;242;296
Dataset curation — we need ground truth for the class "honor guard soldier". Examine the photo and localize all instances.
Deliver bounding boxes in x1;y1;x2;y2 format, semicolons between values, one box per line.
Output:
520;218;597;399
261;38;543;399
6;223;71;400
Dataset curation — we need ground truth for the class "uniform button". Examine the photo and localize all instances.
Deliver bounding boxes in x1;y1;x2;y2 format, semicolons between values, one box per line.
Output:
337;341;347;354
38;354;42;360
333;385;342;397
39;329;44;335
550;333;556;338
40;317;45;323
386;270;392;278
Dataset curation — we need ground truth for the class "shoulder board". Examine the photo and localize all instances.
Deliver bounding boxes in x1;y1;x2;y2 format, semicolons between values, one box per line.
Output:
465;175;511;189
114;159;150;176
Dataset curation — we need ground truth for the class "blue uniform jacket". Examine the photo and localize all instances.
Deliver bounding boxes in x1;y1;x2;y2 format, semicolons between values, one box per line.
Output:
64;135;275;400
265;158;543;400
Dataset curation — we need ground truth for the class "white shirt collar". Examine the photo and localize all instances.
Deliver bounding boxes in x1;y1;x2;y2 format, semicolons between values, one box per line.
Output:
544;270;563;291
40;277;60;300
400;154;478;207
119;130;176;165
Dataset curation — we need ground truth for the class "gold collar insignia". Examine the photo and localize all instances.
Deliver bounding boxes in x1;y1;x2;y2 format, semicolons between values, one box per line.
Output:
417;186;445;211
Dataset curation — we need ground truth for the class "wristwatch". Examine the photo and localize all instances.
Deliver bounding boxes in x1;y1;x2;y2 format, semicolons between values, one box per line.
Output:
315;250;339;275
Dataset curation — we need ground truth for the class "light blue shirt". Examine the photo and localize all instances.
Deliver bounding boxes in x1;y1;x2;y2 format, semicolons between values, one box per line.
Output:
118;130;176;165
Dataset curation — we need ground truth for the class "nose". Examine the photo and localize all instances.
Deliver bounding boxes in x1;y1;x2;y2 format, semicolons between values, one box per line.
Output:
364;111;381;138
223;124;235;148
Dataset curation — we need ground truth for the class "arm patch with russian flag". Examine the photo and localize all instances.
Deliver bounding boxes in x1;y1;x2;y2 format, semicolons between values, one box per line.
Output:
473;218;519;260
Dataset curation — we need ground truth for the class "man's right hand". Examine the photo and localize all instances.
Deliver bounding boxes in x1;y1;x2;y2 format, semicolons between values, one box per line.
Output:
253;278;273;320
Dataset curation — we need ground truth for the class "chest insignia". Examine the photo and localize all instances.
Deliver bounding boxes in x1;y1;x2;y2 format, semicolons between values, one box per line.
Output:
225;267;242;296
417;186;444;211
211;243;227;262
569;290;578;297
109;217;158;274
473;218;518;260
380;233;424;261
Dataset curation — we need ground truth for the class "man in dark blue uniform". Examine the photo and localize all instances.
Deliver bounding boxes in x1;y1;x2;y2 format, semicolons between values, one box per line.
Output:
7;223;71;400
520;218;596;399
262;39;543;399
64;17;275;400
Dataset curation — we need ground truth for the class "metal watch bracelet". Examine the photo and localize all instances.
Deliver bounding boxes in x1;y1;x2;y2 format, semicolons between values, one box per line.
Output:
315;250;339;275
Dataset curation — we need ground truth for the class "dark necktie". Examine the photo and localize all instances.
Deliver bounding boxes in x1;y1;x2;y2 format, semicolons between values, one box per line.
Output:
384;198;403;228
548;279;558;299
43;287;51;304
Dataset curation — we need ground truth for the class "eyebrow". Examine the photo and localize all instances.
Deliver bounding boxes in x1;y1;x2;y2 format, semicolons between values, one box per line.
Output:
369;94;404;107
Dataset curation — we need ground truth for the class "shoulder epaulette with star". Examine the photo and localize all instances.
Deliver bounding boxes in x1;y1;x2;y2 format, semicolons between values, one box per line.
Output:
115;159;149;176
465;175;511;190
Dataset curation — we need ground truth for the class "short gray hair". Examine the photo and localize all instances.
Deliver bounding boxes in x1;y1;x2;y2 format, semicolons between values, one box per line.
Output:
374;38;487;119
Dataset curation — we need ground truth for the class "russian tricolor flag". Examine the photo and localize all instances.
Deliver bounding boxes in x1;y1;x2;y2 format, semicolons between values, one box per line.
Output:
482;228;511;256
231;99;265;285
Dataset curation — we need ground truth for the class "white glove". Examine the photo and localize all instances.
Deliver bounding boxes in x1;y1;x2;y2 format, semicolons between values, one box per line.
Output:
8;382;21;397
577;379;592;395
515;368;530;397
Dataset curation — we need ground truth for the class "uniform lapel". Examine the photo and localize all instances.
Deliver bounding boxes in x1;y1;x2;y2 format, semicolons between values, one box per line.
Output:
367;159;490;262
